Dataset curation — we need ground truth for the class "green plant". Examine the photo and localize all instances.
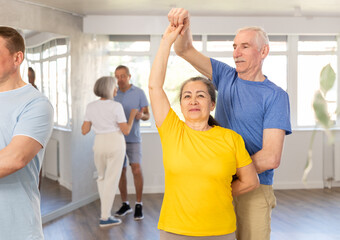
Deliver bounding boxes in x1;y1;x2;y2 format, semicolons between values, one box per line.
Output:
302;64;337;182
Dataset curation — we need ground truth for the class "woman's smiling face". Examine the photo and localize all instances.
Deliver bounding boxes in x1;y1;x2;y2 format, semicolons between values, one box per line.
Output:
180;80;215;123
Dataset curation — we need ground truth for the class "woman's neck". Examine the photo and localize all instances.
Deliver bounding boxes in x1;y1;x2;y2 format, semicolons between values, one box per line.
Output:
185;120;212;131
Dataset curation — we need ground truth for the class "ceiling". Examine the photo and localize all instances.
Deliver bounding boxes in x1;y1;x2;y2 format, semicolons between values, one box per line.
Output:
17;0;340;17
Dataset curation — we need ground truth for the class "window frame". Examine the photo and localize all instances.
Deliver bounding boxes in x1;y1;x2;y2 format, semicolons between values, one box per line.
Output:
107;34;340;132
25;38;72;130
295;35;338;128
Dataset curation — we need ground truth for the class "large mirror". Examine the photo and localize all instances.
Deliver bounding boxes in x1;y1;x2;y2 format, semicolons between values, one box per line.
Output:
22;30;73;217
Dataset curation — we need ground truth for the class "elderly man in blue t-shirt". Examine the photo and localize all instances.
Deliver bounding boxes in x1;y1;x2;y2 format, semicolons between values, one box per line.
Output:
114;65;150;221
167;8;292;240
0;27;54;240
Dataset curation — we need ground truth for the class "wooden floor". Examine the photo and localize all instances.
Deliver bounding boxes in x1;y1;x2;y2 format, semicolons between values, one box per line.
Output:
271;188;340;240
40;177;72;216
43;188;340;240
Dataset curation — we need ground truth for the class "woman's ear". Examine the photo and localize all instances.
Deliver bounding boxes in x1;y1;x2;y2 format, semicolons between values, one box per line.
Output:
210;101;216;111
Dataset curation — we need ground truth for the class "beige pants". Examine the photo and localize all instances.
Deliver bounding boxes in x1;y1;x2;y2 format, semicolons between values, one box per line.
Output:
160;231;236;240
234;184;276;240
93;132;126;220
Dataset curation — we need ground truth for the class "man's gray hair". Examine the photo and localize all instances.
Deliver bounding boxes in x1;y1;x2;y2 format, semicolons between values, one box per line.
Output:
93;76;116;99
236;26;269;50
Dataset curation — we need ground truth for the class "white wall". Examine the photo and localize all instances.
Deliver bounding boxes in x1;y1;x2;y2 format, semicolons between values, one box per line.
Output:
274;131;324;189
334;132;340;182
126;133;165;194
84;15;340;35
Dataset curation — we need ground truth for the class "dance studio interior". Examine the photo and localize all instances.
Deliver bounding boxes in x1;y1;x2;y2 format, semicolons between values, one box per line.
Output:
2;0;340;239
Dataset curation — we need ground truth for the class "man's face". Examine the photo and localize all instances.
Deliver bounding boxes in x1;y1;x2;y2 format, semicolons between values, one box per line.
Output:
233;30;264;76
115;68;131;89
0;37;16;83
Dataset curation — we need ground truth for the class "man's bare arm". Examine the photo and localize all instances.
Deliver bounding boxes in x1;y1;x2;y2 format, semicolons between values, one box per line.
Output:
0;136;42;178
251;129;286;173
168;8;213;80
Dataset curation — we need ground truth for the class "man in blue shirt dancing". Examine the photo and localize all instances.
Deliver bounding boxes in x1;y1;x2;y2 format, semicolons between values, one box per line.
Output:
114;65;150;221
167;8;292;240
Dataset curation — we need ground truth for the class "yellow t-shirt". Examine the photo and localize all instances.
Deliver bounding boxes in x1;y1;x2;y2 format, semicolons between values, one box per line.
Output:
157;109;252;236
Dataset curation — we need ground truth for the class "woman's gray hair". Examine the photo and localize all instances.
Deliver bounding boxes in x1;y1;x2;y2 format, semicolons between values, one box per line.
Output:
236;26;269;51
93;76;116;99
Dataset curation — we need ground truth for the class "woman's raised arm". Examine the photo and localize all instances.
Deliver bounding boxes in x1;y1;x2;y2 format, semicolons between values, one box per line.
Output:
148;24;184;127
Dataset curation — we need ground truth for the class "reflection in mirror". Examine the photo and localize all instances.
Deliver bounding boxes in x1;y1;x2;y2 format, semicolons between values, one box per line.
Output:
21;30;72;216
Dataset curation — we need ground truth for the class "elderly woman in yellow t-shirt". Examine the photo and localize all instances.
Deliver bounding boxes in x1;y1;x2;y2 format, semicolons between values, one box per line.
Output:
149;25;260;240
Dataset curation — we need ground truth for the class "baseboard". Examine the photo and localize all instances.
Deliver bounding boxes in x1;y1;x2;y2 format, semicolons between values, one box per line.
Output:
58;178;72;191
273;181;324;190
45;173;58;181
126;185;165;194
42;193;99;224
324;180;340;188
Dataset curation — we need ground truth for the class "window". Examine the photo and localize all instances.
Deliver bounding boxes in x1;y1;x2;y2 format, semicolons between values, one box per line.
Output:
108;35;150;52
207;35;288;90
108;36;151;127
207;35;234;52
263;55;287;90
264;36;288;90
26;38;71;129
107;34;340;131
297;36;338;126
164;55;205;120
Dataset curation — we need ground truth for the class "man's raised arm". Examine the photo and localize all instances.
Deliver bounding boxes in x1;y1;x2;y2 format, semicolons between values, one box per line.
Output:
168;8;213;80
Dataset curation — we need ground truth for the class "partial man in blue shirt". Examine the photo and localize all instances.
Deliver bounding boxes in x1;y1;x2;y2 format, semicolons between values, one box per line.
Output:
114;65;150;221
0;26;54;240
168;8;292;240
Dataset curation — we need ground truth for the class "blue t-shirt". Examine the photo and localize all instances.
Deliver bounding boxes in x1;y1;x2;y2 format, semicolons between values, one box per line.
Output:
0;84;54;240
211;58;292;185
115;85;149;143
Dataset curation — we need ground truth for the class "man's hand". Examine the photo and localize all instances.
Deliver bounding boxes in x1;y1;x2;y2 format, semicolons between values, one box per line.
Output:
135;107;150;121
167;8;190;36
135;109;144;120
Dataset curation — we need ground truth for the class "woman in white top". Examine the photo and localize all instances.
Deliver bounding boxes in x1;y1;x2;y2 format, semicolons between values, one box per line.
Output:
82;76;138;227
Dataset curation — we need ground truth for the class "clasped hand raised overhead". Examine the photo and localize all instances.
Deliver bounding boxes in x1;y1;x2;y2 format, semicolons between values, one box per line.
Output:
167;8;190;36
161;24;184;47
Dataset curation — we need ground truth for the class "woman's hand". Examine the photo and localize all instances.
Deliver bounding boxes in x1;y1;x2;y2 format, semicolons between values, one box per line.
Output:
130;108;139;119
161;24;184;47
119;109;139;135
81;121;92;135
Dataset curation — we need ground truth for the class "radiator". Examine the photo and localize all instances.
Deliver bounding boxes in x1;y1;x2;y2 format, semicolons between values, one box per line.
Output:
42;138;59;181
334;132;340;181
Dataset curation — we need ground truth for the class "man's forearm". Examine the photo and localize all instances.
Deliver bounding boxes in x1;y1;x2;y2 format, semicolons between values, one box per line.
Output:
251;149;281;174
0;148;25;178
0;136;42;178
174;28;193;57
252;129;285;173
